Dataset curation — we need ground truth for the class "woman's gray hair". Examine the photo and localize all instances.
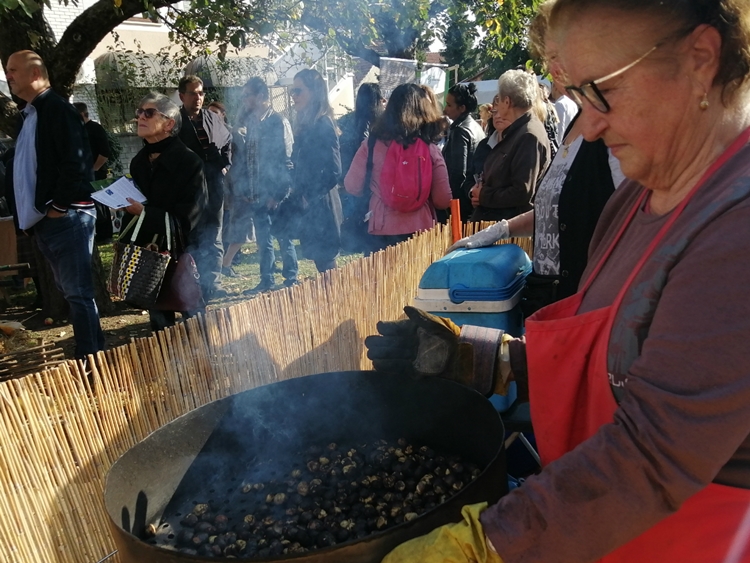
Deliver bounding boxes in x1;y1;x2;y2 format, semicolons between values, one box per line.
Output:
138;92;182;136
497;70;539;110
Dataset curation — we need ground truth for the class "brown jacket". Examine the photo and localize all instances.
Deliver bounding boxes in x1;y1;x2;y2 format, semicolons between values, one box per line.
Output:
471;112;550;221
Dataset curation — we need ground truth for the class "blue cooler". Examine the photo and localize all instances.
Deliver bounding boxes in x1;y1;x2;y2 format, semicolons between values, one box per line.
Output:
413;244;531;411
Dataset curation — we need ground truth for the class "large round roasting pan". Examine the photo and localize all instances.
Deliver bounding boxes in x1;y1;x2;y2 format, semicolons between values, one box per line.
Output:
104;371;508;563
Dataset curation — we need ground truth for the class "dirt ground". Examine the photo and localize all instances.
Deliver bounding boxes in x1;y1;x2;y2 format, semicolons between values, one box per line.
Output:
0;280;249;358
0;243;362;359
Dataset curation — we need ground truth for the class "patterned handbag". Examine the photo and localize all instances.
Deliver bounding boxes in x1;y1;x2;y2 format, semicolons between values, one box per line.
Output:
108;211;172;310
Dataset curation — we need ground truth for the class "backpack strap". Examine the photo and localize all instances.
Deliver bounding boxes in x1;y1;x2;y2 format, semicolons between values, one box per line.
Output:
362;134;377;193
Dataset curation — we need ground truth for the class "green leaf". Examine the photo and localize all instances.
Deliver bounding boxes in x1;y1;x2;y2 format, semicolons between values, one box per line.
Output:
229;30;243;48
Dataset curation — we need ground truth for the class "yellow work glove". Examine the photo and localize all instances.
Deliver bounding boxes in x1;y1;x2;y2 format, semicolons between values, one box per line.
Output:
382;503;503;563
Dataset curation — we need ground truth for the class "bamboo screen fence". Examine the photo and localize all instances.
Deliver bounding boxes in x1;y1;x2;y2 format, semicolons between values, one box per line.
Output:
0;223;531;563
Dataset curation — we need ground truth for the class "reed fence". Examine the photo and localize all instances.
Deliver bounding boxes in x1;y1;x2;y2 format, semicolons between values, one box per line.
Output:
0;223;530;562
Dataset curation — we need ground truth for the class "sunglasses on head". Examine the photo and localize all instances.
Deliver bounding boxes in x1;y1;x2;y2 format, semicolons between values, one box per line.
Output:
290;88;302;96
135;107;167;119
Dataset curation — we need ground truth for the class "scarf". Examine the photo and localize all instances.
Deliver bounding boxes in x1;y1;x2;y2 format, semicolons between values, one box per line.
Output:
143;135;177;154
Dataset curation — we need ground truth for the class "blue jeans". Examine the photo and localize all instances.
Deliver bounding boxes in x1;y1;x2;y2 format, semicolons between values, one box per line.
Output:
34;209;105;358
255;208;297;285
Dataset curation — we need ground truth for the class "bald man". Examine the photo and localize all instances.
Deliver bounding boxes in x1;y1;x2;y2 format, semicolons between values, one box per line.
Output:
4;50;104;358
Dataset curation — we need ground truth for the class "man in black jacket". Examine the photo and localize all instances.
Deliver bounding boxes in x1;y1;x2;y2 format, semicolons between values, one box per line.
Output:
5;50;104;358
177;75;232;301
73;102;114;243
238;77;297;293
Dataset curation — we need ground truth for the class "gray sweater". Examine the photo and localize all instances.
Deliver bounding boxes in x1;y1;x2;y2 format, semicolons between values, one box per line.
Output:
486;144;750;562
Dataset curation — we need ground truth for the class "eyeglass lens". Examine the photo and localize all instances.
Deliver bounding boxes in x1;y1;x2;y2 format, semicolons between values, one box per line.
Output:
565;84;609;113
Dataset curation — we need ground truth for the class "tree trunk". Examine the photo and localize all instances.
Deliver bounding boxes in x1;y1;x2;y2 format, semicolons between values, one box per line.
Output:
0;0;182;106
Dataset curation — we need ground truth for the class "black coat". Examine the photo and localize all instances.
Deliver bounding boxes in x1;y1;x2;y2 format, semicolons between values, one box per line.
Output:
442;112;485;218
125;136;207;250
291;116;342;257
553;137;616;299
234;109;294;204
10;89;94;214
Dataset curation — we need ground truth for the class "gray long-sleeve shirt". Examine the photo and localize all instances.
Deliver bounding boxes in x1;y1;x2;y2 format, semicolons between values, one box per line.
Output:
484;147;750;562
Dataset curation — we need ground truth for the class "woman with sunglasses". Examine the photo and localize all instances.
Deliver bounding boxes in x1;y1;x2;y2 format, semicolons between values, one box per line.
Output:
288;68;342;273
123;93;207;331
372;0;750;561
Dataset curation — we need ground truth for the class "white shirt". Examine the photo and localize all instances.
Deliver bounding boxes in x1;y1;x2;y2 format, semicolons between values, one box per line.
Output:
13;103;46;230
553;95;578;141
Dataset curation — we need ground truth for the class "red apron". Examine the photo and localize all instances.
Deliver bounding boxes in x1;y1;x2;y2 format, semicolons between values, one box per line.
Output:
524;128;750;562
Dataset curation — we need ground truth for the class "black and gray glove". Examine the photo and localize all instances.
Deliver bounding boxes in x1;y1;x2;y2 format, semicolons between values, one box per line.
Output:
365;306;464;376
366;307;515;396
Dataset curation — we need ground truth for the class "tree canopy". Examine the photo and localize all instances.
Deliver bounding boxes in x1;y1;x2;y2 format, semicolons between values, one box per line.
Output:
0;0;541;136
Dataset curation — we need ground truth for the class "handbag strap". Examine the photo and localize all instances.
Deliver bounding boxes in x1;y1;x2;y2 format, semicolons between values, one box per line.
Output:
120;209;171;252
119;213;142;240
167;213;188;254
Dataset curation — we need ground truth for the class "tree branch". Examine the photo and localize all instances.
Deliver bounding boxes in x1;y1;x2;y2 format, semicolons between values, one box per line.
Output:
0;7;57;65
50;0;183;95
152;10;202;47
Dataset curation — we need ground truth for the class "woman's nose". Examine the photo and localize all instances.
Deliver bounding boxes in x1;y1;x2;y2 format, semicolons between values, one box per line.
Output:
577;103;608;142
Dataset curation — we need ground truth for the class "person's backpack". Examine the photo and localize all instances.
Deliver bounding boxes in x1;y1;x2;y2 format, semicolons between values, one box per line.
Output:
379;138;433;213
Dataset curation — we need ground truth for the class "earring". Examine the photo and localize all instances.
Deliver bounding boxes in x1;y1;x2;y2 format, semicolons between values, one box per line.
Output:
700;93;709;110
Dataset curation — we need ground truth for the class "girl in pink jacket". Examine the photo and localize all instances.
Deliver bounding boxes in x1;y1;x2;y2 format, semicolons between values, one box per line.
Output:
344;84;452;253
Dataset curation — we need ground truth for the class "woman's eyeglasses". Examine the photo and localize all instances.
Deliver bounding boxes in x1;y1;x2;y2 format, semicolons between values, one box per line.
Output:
135;107;168;119
564;45;657;113
289;88;302;97
564;25;696;113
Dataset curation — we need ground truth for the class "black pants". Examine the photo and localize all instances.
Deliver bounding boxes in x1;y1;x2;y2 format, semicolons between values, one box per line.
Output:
190;171;225;297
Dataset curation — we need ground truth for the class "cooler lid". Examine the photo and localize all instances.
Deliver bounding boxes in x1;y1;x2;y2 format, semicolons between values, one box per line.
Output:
419;245;531;303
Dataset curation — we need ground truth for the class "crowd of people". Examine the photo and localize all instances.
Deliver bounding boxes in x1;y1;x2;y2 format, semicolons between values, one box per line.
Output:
1;29;590;351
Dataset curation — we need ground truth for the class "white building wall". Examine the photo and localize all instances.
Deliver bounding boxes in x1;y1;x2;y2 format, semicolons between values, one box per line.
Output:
45;2;84;41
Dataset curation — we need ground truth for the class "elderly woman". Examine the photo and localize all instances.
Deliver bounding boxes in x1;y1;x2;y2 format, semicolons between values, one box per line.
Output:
123;93;206;332
470;70;551;222
371;0;750;561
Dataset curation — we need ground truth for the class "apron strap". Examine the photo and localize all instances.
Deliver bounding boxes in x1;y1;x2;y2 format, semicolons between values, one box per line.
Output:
604;125;750;331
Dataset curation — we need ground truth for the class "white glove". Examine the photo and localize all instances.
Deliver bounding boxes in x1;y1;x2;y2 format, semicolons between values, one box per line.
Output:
445;220;510;254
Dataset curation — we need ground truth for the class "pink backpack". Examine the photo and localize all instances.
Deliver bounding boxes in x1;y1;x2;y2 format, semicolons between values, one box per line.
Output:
379;138;433;213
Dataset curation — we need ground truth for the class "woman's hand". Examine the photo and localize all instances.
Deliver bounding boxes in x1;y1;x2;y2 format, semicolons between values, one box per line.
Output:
470;183;482;208
124;198;144;216
381;503;503;563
